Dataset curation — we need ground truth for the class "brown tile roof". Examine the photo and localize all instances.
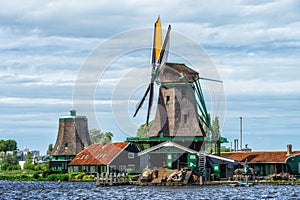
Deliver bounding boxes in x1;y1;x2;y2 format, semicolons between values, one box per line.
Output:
68;142;129;166
221;151;300;163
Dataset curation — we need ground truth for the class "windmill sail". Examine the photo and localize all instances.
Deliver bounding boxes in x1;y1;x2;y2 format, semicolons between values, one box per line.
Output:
133;84;151;117
152;17;162;65
133;17;171;125
157;25;171;66
146;25;171;124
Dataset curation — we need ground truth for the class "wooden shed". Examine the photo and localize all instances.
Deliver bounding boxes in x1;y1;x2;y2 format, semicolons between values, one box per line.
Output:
68;142;140;174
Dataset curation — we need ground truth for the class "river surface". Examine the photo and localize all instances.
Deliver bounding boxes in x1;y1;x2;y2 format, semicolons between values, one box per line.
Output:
0;180;299;200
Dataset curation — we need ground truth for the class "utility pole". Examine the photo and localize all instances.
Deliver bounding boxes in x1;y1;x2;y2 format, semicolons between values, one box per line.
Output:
240;117;242;151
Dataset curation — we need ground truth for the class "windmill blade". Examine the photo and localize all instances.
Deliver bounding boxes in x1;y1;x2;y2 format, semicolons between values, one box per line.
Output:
146;82;154;125
199;77;223;83
134;17;162;120
157;25;171;66
151;17;162;66
133;83;151;117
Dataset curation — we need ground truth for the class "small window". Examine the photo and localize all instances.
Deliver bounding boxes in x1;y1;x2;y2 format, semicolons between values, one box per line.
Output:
184;114;188;123
110;165;116;173
128;164;135;172
65;143;68;150
128;153;134;159
166;96;170;105
91;166;96;173
119;165;127;173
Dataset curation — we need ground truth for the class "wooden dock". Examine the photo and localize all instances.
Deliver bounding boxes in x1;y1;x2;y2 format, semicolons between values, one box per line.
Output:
96;172;130;186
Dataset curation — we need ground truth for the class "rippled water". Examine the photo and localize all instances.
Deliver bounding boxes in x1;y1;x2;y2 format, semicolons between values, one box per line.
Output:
0;180;299;200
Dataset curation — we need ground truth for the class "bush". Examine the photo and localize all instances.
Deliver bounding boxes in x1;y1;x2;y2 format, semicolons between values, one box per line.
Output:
42;170;49;178
37;176;47;181
75;172;86;180
68;172;79;180
12;164;21;170
47;174;69;181
0;162;21;171
82;175;95;180
33;173;40;179
34;165;42;171
0;162;10;170
23;163;35;170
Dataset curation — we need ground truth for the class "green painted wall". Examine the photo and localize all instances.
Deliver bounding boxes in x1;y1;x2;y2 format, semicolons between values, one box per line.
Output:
167;153;172;169
265;164;270;176
212;164;220;180
187;153;197;169
286;154;300;175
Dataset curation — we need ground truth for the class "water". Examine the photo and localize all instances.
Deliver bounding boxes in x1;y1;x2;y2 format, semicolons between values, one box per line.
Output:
0;180;299;200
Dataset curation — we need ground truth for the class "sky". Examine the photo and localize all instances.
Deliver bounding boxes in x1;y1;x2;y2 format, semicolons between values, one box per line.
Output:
0;0;299;155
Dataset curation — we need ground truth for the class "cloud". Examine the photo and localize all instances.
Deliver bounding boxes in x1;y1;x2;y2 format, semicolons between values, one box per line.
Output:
0;0;299;152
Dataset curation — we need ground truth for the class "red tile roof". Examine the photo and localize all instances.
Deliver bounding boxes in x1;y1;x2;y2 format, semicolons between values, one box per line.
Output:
68;142;129;166
221;151;300;163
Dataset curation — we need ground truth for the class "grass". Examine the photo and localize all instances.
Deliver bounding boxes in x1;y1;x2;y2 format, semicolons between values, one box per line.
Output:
0;170;97;182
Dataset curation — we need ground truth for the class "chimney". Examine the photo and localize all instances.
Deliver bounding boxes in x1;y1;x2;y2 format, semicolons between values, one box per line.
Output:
287;144;292;156
234;139;238;152
70;110;76;117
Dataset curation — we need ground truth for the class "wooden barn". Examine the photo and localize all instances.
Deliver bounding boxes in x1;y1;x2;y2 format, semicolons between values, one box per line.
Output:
221;145;300;176
68;142;140;174
50;110;92;172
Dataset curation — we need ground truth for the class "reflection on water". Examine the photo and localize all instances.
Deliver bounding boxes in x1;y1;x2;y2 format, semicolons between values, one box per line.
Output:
0;180;299;200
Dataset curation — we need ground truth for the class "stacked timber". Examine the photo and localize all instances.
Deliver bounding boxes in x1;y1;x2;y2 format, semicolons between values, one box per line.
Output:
138;167;194;186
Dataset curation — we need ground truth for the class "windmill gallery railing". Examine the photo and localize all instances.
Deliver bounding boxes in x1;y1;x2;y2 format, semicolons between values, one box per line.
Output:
126;136;228;143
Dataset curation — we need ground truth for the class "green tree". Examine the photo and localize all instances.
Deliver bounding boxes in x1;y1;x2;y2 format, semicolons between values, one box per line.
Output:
5;140;17;151
24;153;34;170
203;116;221;154
0;140;6;152
200;113;210;136
212;116;221;138
135;121;153;150
220;146;230;152
89;129;113;145
46;144;53;155
4;153;18;165
0;139;17;152
136;121;153;138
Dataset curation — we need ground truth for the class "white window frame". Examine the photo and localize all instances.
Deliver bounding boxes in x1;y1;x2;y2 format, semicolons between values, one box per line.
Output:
128;153;135;159
119;165;127;173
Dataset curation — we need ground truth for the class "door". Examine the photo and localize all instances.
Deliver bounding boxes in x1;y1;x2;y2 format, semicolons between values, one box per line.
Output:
167;153;172;169
188;153;197;169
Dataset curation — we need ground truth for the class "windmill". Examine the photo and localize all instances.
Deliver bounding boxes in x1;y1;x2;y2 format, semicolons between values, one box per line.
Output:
132;17;223;152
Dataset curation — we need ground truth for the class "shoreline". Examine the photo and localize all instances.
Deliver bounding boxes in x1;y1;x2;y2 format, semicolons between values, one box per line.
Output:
1;179;299;186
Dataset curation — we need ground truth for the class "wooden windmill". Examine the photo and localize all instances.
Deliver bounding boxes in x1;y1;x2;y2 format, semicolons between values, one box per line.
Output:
50;110;92;172
133;17;212;151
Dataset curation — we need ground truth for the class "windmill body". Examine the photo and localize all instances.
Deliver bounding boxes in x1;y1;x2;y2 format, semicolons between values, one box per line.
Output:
149;62;204;139
50;110;92;172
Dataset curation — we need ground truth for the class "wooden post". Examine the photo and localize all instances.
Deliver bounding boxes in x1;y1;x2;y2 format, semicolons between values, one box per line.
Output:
117;173;121;184
199;176;203;186
96;173;100;186
109;173;113;186
125;173;129;183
